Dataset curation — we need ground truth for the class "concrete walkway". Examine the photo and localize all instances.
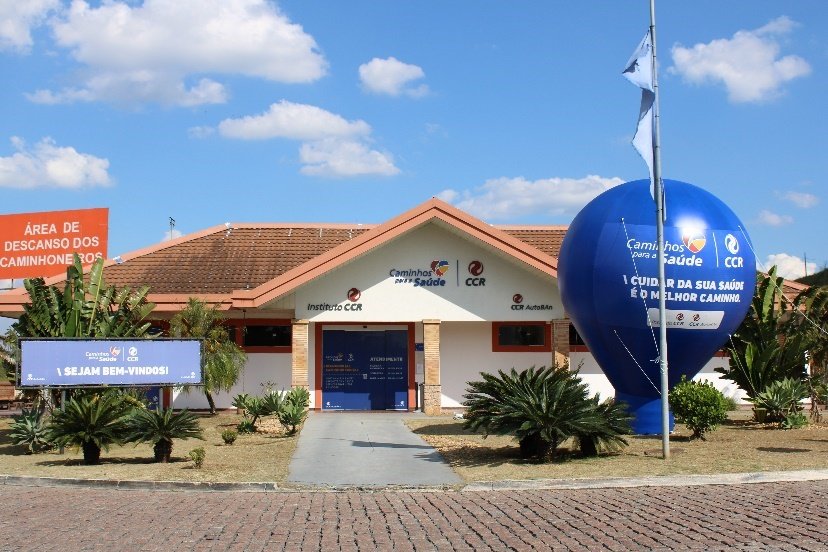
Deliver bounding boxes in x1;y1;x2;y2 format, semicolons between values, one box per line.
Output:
287;411;462;487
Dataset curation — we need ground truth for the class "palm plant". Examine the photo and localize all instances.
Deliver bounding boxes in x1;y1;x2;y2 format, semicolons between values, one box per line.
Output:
169;298;246;414
9;409;52;453
718;266;811;399
125;408;204;462
463;365;623;460
47;391;133;465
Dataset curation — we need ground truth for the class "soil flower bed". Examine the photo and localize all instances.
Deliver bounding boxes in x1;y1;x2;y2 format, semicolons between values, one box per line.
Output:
4;409;828;486
0;412;299;483
406;410;828;483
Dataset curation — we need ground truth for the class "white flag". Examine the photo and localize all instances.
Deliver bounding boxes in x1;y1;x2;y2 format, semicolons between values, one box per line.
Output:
623;31;655;196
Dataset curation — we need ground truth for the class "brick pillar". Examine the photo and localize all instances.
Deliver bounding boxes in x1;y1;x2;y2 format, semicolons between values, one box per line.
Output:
423;319;442;416
291;320;310;390
552;319;571;369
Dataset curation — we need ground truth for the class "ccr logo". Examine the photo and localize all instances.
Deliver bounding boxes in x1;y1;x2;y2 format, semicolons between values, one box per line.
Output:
465;260;485;286
347;288;361;302
127;346;139;361
682;232;706;254
723;233;744;268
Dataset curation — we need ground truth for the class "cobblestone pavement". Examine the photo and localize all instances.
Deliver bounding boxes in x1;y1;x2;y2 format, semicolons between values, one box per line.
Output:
2;480;828;551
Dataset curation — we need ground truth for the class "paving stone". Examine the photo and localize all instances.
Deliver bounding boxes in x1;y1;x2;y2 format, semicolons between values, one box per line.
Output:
2;480;828;550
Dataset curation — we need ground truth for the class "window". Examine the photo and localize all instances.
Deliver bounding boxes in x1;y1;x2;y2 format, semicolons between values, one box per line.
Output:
226;320;292;353
569;324;588;352
492;322;551;352
244;325;291;347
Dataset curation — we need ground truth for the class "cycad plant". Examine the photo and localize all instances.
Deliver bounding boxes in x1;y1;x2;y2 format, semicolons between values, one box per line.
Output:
47;391;132;465
574;395;632;456
463;365;628;460
125;408;204;462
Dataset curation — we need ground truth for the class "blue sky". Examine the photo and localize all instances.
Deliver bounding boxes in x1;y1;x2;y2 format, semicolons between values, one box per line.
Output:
1;0;826;286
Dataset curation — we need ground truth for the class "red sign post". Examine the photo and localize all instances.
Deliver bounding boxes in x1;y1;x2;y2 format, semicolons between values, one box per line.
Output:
0;208;108;280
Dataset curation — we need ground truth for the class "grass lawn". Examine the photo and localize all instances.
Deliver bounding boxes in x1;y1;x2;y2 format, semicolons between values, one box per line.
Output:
406;410;828;483
0;412;299;483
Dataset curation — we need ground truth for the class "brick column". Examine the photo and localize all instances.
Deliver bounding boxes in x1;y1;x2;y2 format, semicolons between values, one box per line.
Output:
422;319;442;416
291;320;310;390
552;319;571;369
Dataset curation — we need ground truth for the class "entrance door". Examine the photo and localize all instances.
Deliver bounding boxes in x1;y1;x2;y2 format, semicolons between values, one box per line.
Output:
321;329;409;410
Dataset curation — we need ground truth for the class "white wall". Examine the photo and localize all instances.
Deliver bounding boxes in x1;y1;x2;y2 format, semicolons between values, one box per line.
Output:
570;351;748;404
172;353;292;409
295;223;562;323
439;322;554;407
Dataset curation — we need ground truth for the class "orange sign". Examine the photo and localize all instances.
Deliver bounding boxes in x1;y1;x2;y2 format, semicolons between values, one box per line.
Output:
0;208;108;280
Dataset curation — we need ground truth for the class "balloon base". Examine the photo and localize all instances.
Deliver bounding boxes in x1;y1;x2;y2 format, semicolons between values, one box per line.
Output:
616;393;674;435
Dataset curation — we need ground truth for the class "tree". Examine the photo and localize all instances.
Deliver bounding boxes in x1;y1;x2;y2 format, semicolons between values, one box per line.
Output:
14;254;154;339
169;298;246;414
10;254;155;411
718;266;811;399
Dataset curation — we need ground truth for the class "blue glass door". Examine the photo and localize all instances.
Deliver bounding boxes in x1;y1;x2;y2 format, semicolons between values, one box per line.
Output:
322;329;409;410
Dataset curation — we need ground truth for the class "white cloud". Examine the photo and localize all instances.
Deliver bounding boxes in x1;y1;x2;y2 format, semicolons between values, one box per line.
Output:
781;190;819;209
359;57;429;98
30;0;326;106
757;209;793;226
762;253;815;280
163;229;183;242
218;100;370;141
0;136;111;189
0;0;59;52
299;139;399;178
215;101;399;178
437;175;624;220
670;16;811;103
187;126;216;139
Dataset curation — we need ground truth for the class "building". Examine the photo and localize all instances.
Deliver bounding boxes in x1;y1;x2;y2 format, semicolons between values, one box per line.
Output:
1;198;770;412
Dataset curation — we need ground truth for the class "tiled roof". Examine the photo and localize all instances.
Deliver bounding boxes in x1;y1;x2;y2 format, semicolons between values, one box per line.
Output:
95;222;567;297
102;225;374;294
499;226;568;259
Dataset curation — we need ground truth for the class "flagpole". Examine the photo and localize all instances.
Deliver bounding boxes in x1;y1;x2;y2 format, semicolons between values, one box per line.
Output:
649;0;670;459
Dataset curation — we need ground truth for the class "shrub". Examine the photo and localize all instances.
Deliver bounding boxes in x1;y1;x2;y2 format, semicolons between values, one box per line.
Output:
463;365;630;460
751;377;808;424
9;409;52;453
221;429;238;445
279;387;310;435
125;408;204;462
236;418;255;434
781;411;808;429
668;377;729;440
188;447;206;468
47;391;132;465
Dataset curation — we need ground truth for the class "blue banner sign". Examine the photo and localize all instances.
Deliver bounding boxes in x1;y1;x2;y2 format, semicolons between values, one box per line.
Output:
19;339;203;387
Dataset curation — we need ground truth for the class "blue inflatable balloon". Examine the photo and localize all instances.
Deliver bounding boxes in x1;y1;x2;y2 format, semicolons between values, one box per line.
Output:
558;179;755;434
